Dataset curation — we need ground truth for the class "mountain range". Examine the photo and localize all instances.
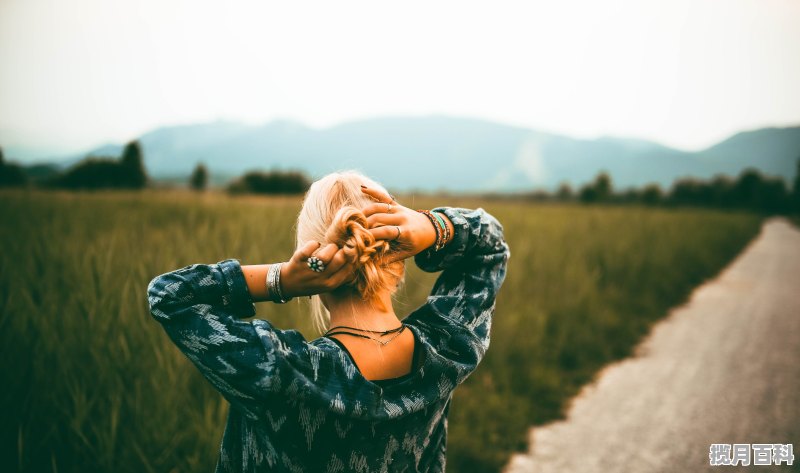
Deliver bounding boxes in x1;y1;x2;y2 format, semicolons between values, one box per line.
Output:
30;116;800;191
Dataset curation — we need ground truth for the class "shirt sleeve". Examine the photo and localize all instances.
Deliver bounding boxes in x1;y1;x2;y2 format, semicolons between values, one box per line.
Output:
408;207;510;383
146;259;311;420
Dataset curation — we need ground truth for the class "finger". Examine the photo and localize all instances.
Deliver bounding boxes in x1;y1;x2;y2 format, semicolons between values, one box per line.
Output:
325;246;350;274
342;246;360;282
366;213;403;229
329;243;358;272
291;240;321;262
361;202;395;218
329;249;359;285
368;225;403;242
360;185;394;204
313;242;339;263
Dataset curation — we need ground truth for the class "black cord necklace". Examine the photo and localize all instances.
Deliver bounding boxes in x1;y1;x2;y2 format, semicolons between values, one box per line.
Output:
325;324;407;346
327;324;405;335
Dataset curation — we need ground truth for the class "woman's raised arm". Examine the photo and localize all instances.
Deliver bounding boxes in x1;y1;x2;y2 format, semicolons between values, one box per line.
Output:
358;185;511;384
147;248;356;421
360;185;456;262
241;240;358;301
410;207;510;385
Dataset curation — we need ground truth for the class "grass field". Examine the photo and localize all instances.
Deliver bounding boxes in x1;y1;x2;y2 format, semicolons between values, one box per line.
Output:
0;190;763;472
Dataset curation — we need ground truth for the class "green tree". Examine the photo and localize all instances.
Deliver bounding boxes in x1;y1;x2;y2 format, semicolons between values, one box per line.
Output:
555;182;574;201
190;163;209;191
228;170;310;195
579;172;613;203
669;178;716;207
731;168;788;213
120;140;147;188
48;157;123;189
793;157;800;212
0;147;28;187
594;172;612;200
48;142;148;191
641;184;663;205
709;176;735;208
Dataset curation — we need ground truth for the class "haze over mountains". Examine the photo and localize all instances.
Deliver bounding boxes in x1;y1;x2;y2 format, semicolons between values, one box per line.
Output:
32;116;800;191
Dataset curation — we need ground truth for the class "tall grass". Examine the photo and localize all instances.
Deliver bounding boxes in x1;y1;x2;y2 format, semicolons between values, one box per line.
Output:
0;190;762;472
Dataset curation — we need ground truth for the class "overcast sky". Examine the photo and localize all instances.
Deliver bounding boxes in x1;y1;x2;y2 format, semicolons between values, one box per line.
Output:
1;0;799;161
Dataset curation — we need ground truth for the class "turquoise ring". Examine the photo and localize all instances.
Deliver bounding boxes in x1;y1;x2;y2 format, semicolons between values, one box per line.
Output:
307;256;325;273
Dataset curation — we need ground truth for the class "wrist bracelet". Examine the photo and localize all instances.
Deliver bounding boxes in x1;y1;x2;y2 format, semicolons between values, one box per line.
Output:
266;263;292;304
417;210;441;250
417;210;447;251
432;212;450;247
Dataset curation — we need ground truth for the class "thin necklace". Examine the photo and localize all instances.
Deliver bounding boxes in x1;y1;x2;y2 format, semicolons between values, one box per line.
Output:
326;324;405;335
325;324;407;347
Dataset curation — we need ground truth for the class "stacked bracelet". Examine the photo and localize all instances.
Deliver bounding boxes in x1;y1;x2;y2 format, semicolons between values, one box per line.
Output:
417;210;449;251
265;263;292;304
432;212;450;247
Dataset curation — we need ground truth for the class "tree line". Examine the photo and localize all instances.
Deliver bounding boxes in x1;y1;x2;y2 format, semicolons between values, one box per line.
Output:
0;142;148;190
534;162;800;214
0;142;310;195
2;144;799;213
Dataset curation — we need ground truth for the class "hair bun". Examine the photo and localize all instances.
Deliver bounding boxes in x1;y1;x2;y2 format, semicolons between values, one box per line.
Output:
294;171;405;331
324;206;398;301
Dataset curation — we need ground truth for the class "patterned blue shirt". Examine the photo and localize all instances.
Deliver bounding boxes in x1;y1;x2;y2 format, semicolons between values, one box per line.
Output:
147;207;509;472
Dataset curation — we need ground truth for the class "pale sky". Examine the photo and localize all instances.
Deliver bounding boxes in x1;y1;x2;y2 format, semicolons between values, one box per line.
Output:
1;0;799;161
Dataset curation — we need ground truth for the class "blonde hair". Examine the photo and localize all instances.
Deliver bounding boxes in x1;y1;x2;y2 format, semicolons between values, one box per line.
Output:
296;170;405;332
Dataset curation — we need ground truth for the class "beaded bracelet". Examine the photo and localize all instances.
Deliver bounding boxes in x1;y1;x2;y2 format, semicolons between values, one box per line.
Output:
417;210;448;251
432;212;450;247
417;210;442;250
265;262;292;303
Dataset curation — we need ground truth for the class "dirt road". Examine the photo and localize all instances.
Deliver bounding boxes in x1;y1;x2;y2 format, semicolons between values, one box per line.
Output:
505;218;800;472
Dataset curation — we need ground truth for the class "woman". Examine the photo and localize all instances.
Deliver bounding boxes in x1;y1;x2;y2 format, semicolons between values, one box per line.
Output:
147;171;509;472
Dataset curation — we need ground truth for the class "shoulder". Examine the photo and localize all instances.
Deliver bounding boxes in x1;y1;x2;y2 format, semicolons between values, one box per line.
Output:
404;310;487;367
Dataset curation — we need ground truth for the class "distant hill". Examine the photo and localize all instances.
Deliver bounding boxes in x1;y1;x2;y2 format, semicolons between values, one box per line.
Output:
26;117;800;191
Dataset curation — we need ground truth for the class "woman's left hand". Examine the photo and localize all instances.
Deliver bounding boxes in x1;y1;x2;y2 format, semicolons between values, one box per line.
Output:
360;186;439;262
279;240;359;298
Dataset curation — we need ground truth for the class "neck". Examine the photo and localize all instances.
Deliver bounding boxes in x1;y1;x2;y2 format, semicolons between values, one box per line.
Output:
324;290;400;331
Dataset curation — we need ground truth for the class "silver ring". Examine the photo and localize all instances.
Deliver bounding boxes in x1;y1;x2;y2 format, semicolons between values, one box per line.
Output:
307;256;325;273
386;202;392;213
394;226;402;241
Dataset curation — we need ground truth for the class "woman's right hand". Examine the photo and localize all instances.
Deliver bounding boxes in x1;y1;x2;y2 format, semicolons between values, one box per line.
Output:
360;185;450;263
278;240;359;298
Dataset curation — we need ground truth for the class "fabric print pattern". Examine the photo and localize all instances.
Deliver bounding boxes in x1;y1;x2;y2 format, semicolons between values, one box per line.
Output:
147;207;510;472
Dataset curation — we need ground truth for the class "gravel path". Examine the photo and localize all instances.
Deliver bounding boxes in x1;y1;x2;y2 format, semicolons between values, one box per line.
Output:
505;218;800;473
